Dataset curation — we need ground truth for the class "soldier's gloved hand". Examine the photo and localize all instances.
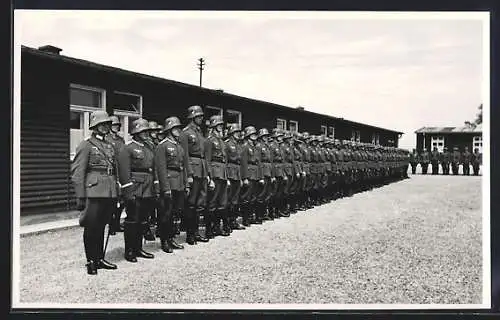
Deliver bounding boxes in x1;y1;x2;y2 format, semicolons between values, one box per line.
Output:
243;179;249;185
240;180;243;187
296;173;300;178
302;171;306;177
271;177;276;183
259;179;265;185
76;198;86;211
283;176;288;181
164;190;172;198
187;176;194;185
209;179;216;190
227;180;231;186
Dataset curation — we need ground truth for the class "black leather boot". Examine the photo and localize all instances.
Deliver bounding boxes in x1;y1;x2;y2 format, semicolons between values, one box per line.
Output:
86;260;98;275
168;238;184;250
204;211;215;239
136;223;154;259
97;259;117;270
161;239;173;253
221;210;231;236
124;221;138;263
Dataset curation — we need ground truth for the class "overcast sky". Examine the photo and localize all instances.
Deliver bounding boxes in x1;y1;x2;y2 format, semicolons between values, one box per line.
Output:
15;11;487;149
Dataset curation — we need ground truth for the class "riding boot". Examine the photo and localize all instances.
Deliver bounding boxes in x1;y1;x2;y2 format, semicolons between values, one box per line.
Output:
221;210;231;236
195;209;209;242
205;210;215;239
136;222;154;259
124;221;138;263
186;209;197;245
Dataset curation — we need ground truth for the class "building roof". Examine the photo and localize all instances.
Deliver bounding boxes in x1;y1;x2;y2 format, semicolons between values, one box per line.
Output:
414;124;482;134
21;45;403;135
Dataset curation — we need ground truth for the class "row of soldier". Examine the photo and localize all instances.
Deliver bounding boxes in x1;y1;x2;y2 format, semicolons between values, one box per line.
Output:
72;106;411;275
409;146;482;176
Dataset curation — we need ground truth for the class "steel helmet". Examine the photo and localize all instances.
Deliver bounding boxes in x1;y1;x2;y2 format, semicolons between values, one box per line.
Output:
89;111;112;129
258;128;271;138
187;105;204;119
227;123;242;135
282;130;292;140
157;124;164;132
209;115;224;128
149;121;161;131
301;132;310;141
109;115;121;126
130;118;151;135
244;126;257;138
272;128;284;137
163;117;183;132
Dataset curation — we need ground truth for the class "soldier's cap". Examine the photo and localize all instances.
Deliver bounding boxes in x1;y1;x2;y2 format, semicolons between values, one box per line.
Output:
89;110;112;129
187;105;204;119
109;115;121;126
227;123;242;135
244;126;257;137
258;128;271;138
163;117;183;132
148;121;161;131
130;118;152;134
208;115;224;128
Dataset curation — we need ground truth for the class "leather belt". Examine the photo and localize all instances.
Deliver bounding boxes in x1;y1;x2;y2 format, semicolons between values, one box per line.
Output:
90;167;115;175
131;168;153;173
190;154;204;159
167;166;182;171
228;161;240;165
211;158;225;162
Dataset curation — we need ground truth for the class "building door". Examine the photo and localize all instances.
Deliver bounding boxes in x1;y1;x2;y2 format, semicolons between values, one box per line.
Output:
431;136;444;153
472;135;482;153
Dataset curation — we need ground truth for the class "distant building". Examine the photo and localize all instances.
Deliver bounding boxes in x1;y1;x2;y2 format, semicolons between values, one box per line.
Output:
414;125;482;153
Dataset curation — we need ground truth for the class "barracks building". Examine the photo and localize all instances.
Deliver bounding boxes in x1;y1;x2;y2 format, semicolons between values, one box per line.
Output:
414;125;483;154
20;44;403;216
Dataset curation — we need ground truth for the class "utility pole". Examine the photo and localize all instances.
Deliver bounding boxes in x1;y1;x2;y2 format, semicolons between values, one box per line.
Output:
197;58;205;87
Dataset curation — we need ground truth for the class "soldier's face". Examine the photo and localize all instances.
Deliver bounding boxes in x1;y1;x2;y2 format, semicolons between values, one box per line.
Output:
97;122;111;135
138;131;149;140
194;115;203;126
216;124;223;133
150;131;158;139
158;132;166;140
171;127;180;138
250;134;257;141
111;124;121;133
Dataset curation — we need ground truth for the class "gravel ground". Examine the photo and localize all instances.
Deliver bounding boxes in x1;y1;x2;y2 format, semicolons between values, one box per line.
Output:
18;175;483;305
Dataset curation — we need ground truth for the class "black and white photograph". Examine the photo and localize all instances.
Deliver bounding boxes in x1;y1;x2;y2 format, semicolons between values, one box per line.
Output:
12;10;490;309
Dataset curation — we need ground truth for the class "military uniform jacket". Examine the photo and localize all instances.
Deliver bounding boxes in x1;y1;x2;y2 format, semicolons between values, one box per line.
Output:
326;148;335;172
118;139;157;198
282;143;294;177
420;152;430;163
154;137;189;193
205;133;228;180
299;144;311;174
344;149;353;171
409;153;417;164
336;149;345;172
270;140;286;178
224;137;242;181
318;147;328;174
293;145;303;175
472;152;482;165
462;151;472;164
71;133;118;199
241;140;261;181
179;123;208;178
106;133;125;159
431;151;440;163
440;152;451;163
452;151;462;164
256;141;273;178
309;145;319;174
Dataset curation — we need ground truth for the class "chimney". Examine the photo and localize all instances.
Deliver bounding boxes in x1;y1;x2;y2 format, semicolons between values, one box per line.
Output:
38;45;62;55
296;106;304;110
215;89;224;93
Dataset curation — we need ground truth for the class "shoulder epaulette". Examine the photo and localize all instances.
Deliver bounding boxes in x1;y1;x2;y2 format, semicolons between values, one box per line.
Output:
84;137;90;141
182;126;189;131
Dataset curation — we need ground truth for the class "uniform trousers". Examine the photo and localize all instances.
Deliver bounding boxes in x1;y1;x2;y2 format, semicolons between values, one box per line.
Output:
472;163;480;176
421;163;429;174
124;197;153;254
451;163;459;175
463;162;471;175
158;191;185;241
431;161;439;175
441;162;450;175
82;198;115;262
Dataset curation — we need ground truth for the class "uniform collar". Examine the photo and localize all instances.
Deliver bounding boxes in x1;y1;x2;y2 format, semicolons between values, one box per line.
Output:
166;137;177;145
93;133;105;141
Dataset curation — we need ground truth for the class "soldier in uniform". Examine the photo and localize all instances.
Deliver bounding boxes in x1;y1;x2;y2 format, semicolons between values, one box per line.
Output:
270;128;288;218
430;146;440;175
317;136;329;203
240;126;261;225
451;146;461;175
179;105;209;244
118;118;156;263
255;128;274;221
291;133;306;211
224;123;246;231
420;148;430;175
409;149;418;175
462;146;472;176
71;111;118;275
154;117;188;252
106;115;125;235
440;147;451;175
282;131;296;213
204;115;230;237
472;148;482;176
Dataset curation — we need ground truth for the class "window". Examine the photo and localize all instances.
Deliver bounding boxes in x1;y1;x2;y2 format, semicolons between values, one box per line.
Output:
112;91;142;115
431;135;445;153
226;109;242;127
277;118;287;130
473;135;483;153
69;84;106;160
321;125;327;136
289;120;298;133
352;130;360;142
372;133;380;145
328;126;335;139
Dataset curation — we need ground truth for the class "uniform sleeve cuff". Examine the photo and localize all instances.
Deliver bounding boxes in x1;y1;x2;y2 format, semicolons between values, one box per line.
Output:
154;180;159;184
120;182;133;188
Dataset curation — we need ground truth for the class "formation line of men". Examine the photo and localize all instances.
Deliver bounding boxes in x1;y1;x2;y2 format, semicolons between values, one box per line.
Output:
71;106;411;275
408;146;482;176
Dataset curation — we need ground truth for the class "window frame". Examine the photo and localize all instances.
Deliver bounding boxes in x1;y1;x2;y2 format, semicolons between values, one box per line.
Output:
321;125;327;136
328;126;335;139
226;109;242;127
112;90;143;117
289;120;299;133
277;118;287;131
